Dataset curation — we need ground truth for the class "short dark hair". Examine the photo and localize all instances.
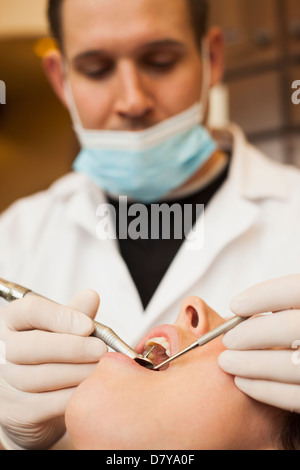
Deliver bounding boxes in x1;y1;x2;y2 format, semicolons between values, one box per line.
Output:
47;0;209;51
280;412;300;451
48;0;63;48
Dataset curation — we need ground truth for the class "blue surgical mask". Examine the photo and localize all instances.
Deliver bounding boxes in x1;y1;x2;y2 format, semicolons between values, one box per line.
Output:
66;42;217;203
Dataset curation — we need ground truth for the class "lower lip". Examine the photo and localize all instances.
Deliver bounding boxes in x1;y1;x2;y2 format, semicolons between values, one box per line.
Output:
101;352;154;371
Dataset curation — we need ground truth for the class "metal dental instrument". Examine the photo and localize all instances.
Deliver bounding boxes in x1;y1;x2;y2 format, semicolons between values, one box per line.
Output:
153;315;248;370
0;278;154;370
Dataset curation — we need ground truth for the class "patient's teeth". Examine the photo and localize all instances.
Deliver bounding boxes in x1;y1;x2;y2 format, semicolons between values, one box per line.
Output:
145;337;171;357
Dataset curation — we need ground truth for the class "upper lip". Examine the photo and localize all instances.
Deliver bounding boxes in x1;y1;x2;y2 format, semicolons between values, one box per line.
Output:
135;324;179;358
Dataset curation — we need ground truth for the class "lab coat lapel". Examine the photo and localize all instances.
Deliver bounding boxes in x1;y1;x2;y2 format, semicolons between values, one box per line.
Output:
66;176;145;336
97;237;145;337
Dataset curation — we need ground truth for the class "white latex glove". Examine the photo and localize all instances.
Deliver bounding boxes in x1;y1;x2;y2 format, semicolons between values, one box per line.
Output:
218;275;300;413
0;290;107;450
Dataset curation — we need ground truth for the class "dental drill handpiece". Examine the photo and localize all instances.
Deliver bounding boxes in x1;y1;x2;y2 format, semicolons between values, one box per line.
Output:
0;278;154;369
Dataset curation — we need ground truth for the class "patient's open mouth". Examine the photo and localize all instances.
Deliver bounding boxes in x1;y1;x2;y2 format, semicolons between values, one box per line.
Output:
135;324;179;371
143;337;171;371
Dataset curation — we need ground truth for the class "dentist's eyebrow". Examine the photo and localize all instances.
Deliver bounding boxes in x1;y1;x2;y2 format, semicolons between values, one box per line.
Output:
72;39;186;63
136;39;187;52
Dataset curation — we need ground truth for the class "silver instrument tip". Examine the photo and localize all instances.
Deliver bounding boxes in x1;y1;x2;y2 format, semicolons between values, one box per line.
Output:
134;355;155;369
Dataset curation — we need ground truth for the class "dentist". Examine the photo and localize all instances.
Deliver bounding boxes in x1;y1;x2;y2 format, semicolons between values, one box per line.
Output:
1;0;300;450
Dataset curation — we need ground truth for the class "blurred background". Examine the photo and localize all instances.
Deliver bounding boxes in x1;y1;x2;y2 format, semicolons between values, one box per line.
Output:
0;0;299;213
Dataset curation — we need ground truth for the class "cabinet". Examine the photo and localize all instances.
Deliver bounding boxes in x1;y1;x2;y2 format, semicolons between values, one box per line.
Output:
286;0;300;57
210;0;300;165
210;0;281;70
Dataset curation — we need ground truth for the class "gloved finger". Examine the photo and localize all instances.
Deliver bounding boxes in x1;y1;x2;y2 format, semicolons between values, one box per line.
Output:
4;329;106;365
67;289;100;321
3;295;94;336
223;310;300;350
231;274;300;316
0;362;99;393
1;416;66;451
34;386;79;422
234;377;300;413
219;350;300;385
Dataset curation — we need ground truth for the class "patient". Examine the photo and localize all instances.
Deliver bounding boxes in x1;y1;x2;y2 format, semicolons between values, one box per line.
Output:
65;297;299;450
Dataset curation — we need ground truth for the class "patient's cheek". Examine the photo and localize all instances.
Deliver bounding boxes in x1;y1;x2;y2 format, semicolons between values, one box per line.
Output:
65;386;85;448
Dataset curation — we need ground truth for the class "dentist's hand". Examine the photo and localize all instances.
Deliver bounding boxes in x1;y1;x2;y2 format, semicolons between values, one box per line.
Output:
0;290;107;450
218;275;300;413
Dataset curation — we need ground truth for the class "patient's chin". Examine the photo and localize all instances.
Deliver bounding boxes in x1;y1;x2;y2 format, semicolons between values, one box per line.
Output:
65;379;104;449
65;387;86;449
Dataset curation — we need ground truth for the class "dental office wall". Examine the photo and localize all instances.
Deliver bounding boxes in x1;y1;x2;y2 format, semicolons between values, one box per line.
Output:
0;0;299;213
0;0;77;213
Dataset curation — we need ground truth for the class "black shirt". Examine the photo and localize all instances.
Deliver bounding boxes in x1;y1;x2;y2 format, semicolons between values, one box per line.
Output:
107;161;229;309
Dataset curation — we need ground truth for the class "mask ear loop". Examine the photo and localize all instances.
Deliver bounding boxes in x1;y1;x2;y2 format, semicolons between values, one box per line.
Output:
199;38;212;124
63;61;85;130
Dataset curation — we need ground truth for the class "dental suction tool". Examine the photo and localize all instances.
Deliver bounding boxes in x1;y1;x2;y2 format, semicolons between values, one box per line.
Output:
0;278;154;370
153;315;248;370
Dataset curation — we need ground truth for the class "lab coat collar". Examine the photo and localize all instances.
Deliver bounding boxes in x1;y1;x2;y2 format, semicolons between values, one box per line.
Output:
214;123;289;202
63;173;110;239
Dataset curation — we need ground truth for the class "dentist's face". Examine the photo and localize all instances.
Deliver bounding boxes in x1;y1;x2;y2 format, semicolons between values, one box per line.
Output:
54;0;221;131
66;298;280;450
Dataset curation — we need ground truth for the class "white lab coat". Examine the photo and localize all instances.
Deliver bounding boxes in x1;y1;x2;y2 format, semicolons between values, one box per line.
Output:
1;123;300;349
